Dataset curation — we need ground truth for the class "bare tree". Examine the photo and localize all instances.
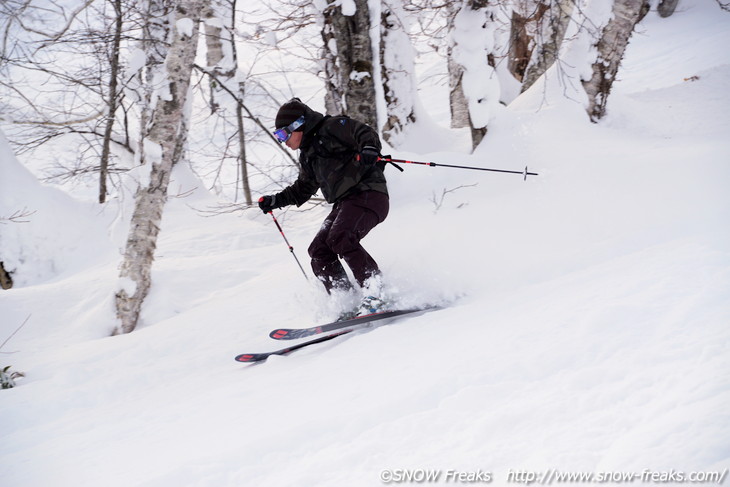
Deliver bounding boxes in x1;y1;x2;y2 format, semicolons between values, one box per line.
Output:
582;0;649;122
521;0;574;92
380;0;419;146
508;1;547;83
446;1;470;131
99;0;124;203
322;0;378;128
129;0;175;169
115;0;207;335
0;0;133;190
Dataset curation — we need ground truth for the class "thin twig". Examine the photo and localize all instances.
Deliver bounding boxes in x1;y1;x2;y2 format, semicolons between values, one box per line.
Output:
0;208;36;224
430;184;478;212
0;314;31;352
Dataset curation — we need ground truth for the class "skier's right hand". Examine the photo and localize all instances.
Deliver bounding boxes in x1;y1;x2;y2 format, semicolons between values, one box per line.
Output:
258;195;277;214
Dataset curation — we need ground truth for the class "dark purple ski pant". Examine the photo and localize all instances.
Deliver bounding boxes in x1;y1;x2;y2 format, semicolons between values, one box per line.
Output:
308;190;389;293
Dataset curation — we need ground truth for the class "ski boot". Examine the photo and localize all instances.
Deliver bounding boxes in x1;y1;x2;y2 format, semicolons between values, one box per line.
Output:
357;295;388;316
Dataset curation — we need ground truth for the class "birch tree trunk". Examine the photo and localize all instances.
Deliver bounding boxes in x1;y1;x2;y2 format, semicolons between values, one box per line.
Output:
136;0;174;168
324;0;378;128
447;1;470;130
448;0;500;151
114;0;205;335
321;10;346;116
380;1;417;146
229;5;252;207
582;0;649;122
203;0;236;112
521;0;574;92
203;4;226;115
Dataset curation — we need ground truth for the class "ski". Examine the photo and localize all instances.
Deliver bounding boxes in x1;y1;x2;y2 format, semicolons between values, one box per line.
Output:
269;308;429;340
234;307;440;363
235;329;353;363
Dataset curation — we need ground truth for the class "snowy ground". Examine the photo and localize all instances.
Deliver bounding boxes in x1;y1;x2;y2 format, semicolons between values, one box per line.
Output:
1;2;729;486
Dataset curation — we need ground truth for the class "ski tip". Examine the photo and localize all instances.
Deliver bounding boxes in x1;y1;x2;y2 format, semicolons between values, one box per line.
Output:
269;327;318;340
235;353;266;363
270;329;289;339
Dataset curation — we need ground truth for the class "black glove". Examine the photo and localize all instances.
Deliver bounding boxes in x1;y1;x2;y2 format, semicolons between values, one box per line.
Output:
258;195;277;214
359;146;380;166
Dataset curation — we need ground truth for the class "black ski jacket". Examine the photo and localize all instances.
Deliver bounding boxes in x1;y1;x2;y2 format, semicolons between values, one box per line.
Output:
275;108;387;206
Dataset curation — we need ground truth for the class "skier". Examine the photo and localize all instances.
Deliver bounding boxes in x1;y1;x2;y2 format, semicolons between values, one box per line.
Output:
258;98;389;315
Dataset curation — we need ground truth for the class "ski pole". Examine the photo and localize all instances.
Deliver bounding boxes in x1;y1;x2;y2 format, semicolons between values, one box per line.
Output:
379;156;538;180
264;207;309;281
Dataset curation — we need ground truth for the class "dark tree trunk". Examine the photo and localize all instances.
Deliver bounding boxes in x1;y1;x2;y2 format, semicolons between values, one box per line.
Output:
99;0;123;204
0;261;12;290
508;9;533;82
657;0;680;18
324;0;378;128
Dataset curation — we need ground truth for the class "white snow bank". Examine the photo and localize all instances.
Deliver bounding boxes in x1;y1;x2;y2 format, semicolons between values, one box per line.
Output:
0;129;115;287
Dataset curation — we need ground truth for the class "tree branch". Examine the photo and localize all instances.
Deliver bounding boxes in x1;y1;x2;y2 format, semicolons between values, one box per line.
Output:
193;63;298;164
15;0;96;44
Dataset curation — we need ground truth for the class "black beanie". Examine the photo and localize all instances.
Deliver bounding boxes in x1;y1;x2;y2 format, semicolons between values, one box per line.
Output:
275;98;308;129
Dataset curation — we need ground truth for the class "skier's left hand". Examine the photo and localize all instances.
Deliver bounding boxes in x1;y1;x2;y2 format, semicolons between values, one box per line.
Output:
258;195;277;214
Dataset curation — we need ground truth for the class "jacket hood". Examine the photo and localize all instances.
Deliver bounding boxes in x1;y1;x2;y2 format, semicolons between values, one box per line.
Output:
299;107;326;149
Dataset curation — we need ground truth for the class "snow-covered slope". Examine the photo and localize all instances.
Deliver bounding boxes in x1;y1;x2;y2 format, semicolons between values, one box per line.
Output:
1;2;729;486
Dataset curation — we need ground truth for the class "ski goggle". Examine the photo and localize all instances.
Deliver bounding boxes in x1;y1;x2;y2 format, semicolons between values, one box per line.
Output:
273;116;305;143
